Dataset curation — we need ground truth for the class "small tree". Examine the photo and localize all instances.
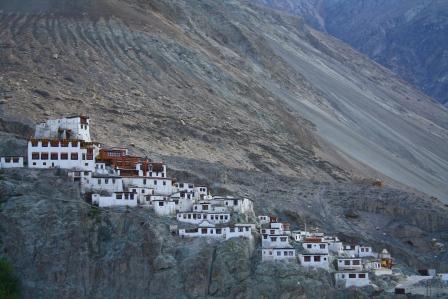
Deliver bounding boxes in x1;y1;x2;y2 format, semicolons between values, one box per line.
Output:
0;258;19;299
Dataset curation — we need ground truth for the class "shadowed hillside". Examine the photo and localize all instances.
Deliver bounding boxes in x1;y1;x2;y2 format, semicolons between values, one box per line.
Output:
255;0;448;106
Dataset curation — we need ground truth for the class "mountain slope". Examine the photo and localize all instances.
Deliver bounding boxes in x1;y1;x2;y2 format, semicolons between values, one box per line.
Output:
0;0;447;201
255;0;448;106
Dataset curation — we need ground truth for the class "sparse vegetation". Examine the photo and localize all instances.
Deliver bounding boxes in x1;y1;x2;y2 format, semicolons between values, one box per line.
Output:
0;258;19;299
88;205;101;223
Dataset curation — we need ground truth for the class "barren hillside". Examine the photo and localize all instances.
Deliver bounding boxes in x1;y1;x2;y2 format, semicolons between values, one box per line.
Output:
0;0;447;200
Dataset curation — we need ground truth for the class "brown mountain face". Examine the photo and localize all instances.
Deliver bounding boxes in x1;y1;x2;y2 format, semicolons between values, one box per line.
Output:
0;0;448;200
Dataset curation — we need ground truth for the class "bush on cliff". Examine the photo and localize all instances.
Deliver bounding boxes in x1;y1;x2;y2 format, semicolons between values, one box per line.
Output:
0;258;19;299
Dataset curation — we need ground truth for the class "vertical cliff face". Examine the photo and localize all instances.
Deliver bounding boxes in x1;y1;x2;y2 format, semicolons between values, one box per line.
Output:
254;0;448;106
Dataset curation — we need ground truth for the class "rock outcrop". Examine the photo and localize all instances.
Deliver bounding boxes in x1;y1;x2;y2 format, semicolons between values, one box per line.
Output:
0;167;447;298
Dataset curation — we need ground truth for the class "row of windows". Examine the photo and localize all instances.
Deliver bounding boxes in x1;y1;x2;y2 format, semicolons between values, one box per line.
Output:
2;157;20;163
306;244;327;249
32;152;83;160
342;260;361;266
230;227;249;233
264;251;294;257
116;193;134;200
97;178;117;184
31;161;89;167
194;204;209;210
340;273;366;279
141;179;167;186
31;141;79;148
303;256;327;262
179;213;229;221
264;236;288;242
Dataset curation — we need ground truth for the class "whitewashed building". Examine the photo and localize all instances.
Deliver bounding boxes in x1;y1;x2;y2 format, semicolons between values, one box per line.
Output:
299;254;330;270
174;182;194;193
212;196;254;215
34;116;91;142
178;221;252;240
342;245;359;257
257;215;270;225
82;173;124;193
153;199;176;216
176;212;230;225
129;186;154;205
262;234;290;248
261;228;283;236
28;139;99;171
92;192;138;208
225;225;253;240
302;240;329;254
121;177;173;196
262;248;296;262
337;258;363;271
357;246;375;257
0;156;24;168
193;186;208;199
292;230;311;242
325;236;344;254
192;202;228;213
171;191;195;212
334;272;370;288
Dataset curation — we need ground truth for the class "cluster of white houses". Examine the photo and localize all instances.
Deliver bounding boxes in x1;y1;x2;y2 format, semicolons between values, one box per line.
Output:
0;116;402;289
0;116;256;239
258;215;395;288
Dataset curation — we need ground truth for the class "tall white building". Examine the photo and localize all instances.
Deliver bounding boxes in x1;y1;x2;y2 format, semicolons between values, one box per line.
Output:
34;116;91;142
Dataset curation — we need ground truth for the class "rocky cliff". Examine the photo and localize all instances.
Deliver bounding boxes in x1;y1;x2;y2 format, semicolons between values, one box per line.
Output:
0;130;446;298
1;165;447;298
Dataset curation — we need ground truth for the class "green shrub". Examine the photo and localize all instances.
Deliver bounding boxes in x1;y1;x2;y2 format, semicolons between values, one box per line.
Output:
0;258;19;299
88;206;101;223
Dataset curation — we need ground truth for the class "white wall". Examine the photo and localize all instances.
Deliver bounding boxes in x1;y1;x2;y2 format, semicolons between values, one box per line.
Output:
328;242;344;254
176;212;230;225
122;177;173;195
337;259;363;271
178;226;252;239
154;201;176;216
84;174;124;193
34;117;91;142
0;157;24;168
358;246;375;257
179;226;226;238
299;254;329;270
262;249;296;261
342;245;359;257
334;272;369;288
262;234;290;248
92;192;138;208
28;140;98;171
302;242;329;254
257;215;270;224
226;226;252;240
